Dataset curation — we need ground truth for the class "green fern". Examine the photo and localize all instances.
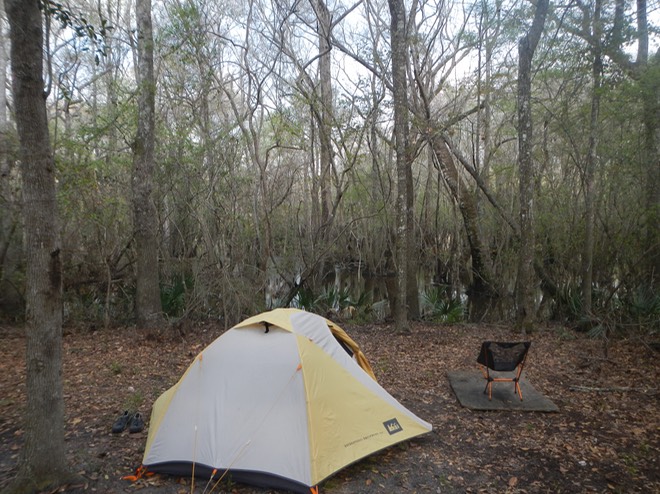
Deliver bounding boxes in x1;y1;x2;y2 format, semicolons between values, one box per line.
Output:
422;286;465;323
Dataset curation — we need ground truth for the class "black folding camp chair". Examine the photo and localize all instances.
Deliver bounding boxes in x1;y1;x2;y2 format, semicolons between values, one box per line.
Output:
477;341;531;401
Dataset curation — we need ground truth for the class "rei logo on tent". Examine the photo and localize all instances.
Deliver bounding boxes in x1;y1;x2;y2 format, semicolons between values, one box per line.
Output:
383;418;403;435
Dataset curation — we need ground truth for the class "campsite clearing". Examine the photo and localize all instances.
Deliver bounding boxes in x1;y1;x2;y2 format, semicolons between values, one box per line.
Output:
1;321;658;493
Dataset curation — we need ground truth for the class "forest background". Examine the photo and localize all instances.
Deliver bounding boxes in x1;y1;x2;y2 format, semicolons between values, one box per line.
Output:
0;0;658;333
0;1;659;493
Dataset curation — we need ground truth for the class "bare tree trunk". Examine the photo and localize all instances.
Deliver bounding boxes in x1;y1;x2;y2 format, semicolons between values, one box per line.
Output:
103;0;119;171
0;0;19;311
581;0;603;318
311;0;334;232
636;0;660;287
642;72;660;289
475;0;498;187
101;0;120;329
388;0;409;331
405;140;419;320
132;0;161;327
402;4;419;322
310;0;336;288
610;0;658;287
5;1;76;491
430;134;496;321
516;0;548;333
0;6;7;180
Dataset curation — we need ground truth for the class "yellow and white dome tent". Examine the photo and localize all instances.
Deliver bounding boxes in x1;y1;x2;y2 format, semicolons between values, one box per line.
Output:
142;308;432;493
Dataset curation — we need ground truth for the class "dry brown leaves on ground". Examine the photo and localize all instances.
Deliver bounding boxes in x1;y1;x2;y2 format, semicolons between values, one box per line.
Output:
0;321;658;493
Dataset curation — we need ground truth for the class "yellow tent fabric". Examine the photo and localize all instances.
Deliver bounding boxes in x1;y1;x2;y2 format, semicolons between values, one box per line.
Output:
325;320;376;381
296;334;430;482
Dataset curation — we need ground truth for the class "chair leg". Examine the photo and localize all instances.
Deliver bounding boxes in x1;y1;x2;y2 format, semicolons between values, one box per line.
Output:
514;380;523;401
482;367;493;400
514;364;525;400
484;381;492;400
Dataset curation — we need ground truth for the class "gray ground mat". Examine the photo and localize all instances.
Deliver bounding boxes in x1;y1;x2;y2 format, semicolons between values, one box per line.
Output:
447;369;559;412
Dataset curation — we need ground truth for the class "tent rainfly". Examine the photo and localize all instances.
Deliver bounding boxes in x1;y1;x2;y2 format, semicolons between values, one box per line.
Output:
142;308;432;493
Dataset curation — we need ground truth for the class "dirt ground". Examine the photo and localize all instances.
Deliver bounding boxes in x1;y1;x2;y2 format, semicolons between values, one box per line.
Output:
1;321;658;493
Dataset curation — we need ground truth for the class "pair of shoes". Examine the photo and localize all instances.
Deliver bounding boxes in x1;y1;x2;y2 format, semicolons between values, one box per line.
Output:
112;410;145;434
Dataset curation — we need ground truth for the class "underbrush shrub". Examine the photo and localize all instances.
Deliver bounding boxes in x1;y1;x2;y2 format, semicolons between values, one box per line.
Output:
421;285;465;323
